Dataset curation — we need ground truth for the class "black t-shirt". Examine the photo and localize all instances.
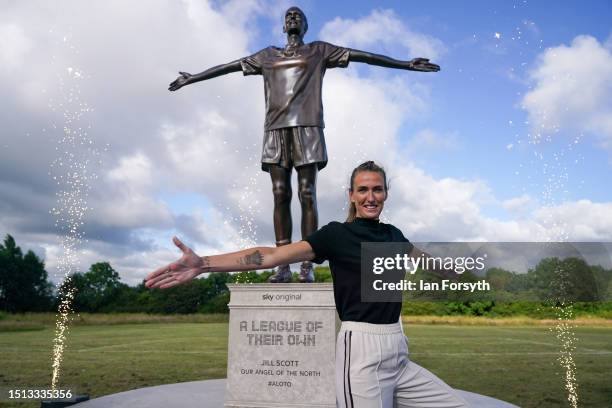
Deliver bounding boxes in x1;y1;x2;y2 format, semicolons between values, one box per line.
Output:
304;218;414;324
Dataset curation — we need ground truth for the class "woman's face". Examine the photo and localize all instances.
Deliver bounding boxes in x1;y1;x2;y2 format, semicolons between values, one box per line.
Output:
349;171;387;220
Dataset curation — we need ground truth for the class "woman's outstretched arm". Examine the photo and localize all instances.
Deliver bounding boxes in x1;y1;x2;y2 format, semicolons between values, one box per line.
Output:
145;237;314;289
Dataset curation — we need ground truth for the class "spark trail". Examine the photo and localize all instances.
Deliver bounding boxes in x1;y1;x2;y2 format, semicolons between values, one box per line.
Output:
48;35;100;390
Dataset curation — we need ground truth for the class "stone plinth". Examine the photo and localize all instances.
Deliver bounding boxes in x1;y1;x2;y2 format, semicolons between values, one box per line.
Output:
225;283;338;408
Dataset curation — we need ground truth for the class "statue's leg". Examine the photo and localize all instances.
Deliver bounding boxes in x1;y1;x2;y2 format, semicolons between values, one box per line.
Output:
267;164;293;283
296;164;318;283
270;164;293;242
297;163;318;237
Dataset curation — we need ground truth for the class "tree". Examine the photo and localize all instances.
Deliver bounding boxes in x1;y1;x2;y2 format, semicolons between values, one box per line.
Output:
532;257;601;303
485;268;514;291
69;262;126;312
0;234;53;312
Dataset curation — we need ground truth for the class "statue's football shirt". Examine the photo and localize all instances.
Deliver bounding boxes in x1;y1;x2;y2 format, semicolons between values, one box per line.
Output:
240;41;350;131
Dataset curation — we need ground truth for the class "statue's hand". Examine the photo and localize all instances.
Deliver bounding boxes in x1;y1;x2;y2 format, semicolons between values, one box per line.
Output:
145;237;203;289
409;58;440;72
169;71;192;91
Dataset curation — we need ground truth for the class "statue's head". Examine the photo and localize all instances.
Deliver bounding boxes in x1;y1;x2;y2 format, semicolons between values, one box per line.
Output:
283;6;308;37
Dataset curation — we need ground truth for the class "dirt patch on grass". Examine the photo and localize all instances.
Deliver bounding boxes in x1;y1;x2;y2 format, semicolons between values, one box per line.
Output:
402;315;612;326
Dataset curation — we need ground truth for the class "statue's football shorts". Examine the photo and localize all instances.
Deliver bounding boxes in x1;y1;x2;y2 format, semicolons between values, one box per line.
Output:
336;321;470;408
261;126;328;172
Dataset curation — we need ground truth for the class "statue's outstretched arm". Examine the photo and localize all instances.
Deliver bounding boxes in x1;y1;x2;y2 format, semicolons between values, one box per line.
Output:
348;49;440;72
169;59;243;91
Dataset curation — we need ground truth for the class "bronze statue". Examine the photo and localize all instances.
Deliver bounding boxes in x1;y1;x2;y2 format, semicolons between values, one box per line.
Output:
169;6;439;283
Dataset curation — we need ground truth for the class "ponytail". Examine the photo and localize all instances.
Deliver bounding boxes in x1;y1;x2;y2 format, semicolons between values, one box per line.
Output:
346;202;358;223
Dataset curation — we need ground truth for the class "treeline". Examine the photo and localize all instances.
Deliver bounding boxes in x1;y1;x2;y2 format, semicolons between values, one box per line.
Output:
401;255;612;318
61;267;332;314
1;234;611;316
0;234;332;314
406;258;612;303
0;235;54;312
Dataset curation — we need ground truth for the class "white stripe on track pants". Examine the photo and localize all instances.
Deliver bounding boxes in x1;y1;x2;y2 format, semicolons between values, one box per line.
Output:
336;321;470;408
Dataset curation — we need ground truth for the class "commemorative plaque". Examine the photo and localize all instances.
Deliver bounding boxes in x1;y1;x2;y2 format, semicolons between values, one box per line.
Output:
225;283;338;408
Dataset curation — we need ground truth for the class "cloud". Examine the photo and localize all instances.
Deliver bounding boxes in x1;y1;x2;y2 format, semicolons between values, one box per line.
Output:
534;200;612;241
522;35;612;149
389;172;612;243
106;152;154;188
94;152;173;230
0;0;268;284
0;23;32;73
319;9;446;60
3;2;612;288
384;165;500;241
502;194;533;213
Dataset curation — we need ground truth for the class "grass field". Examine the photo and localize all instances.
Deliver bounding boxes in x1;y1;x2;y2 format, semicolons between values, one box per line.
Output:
0;317;610;407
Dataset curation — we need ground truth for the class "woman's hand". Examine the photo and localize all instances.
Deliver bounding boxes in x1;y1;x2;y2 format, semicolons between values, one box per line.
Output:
145;237;205;289
168;71;192;91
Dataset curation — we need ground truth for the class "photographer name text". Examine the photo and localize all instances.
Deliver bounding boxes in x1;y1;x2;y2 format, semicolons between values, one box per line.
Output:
373;279;490;292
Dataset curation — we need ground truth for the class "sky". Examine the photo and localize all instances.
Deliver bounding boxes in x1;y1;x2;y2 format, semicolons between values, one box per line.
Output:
1;0;611;285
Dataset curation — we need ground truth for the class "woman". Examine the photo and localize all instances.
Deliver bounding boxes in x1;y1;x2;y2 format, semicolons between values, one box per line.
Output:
145;161;469;408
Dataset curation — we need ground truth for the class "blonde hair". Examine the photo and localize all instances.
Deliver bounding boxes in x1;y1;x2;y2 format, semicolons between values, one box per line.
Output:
346;161;388;222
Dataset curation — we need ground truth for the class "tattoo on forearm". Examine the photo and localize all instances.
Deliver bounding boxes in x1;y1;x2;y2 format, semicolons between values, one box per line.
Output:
201;256;211;272
238;250;263;266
